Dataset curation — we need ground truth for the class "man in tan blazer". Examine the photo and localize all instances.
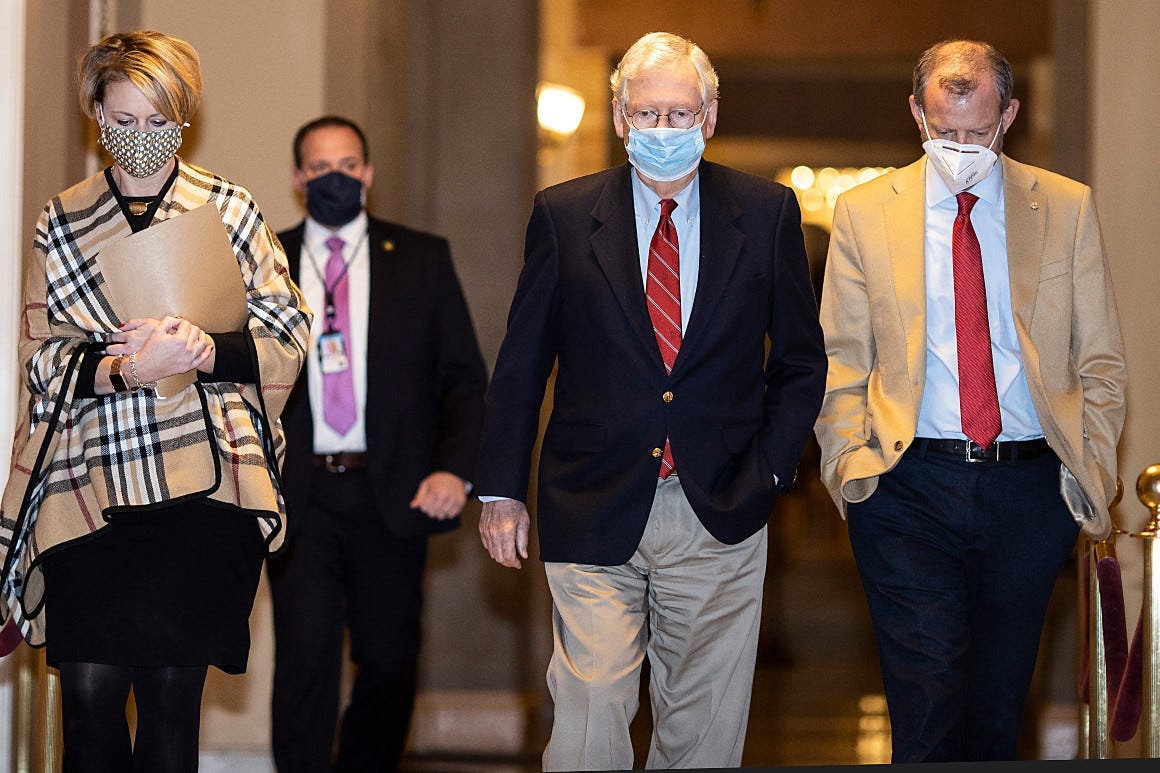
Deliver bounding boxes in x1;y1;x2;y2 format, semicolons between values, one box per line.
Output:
815;40;1126;762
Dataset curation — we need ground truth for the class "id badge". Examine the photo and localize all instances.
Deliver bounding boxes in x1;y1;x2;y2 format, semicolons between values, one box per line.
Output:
318;331;350;374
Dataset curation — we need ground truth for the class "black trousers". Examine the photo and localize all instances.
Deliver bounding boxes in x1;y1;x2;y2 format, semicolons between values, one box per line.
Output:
847;442;1080;762
269;467;428;772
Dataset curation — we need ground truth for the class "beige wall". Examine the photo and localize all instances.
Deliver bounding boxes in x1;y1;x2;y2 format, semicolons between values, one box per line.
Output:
1090;2;1160;752
1092;1;1160;531
140;0;326;230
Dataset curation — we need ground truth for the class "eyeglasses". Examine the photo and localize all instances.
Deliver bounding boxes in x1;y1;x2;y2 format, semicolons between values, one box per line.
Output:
624;104;705;130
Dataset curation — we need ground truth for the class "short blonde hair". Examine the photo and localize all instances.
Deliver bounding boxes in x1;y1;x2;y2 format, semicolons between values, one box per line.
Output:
78;30;202;123
610;32;719;107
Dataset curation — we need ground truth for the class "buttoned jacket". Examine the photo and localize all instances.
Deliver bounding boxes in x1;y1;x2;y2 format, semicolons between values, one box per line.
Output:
476;161;827;564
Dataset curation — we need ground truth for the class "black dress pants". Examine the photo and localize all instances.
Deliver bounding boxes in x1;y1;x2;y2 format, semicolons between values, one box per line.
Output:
847;442;1080;762
269;467;428;772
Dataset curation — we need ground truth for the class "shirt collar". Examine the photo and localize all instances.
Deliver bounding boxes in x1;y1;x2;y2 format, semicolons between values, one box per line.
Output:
304;210;369;249
630;169;700;226
924;154;1004;210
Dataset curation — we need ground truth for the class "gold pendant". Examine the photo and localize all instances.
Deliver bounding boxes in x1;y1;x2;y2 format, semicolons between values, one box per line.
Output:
127;201;149;216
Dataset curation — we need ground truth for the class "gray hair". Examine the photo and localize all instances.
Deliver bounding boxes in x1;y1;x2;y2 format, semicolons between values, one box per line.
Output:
610;32;719;107
912;40;1014;113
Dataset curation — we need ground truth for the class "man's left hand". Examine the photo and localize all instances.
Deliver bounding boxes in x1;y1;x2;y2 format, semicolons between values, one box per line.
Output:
410;471;468;520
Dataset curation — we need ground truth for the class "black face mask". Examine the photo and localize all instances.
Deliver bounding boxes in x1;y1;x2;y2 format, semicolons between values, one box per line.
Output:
305;170;363;227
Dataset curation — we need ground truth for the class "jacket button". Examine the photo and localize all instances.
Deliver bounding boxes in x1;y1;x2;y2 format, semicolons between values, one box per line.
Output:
894;440;904;452
662;391;674;403
652;447;663;458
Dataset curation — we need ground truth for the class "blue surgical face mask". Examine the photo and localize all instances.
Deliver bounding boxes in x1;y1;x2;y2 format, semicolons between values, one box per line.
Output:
624;121;706;183
305;170;364;227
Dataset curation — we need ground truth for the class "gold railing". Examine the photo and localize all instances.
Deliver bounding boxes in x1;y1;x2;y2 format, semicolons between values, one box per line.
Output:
7;642;61;771
1081;463;1160;758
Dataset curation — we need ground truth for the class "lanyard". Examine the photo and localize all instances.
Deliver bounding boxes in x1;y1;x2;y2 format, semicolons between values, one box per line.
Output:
304;229;369;332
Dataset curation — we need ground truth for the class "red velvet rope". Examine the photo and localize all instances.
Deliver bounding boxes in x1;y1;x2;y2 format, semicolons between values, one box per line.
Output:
1085;553;1144;742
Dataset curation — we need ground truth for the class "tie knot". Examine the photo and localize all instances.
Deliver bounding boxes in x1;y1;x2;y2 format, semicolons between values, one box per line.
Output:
326;235;345;255
659;199;677;219
956;191;979;216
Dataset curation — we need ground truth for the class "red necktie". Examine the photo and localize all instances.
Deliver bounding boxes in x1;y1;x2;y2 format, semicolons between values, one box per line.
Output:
952;192;1002;448
323;235;357;435
646;199;680;477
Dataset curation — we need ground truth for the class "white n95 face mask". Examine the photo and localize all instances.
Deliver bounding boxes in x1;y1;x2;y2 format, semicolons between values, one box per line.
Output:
921;109;1002;194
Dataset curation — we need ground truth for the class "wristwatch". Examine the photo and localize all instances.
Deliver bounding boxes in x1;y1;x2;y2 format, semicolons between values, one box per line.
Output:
109;355;129;393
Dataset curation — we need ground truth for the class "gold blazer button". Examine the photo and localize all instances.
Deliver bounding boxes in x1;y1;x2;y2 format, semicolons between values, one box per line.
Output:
662;391;674;403
652;447;663;458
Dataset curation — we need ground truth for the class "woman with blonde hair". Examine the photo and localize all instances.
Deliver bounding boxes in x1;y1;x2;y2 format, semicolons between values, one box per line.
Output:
0;30;310;771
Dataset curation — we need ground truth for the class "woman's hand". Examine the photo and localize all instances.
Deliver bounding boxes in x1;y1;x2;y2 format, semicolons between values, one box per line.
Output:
111;316;215;384
105;317;161;357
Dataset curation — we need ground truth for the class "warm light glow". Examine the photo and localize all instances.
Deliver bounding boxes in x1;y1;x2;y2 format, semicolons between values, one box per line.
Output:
801;188;825;212
790;165;816;190
816;167;840;191
776;165;896;228
537;83;586;138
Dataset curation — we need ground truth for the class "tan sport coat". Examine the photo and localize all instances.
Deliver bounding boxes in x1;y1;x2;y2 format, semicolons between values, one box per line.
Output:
814;155;1127;540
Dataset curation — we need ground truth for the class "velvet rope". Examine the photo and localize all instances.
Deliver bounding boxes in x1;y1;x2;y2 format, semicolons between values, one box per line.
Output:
1096;556;1130;703
1112;604;1144;741
1090;553;1144;743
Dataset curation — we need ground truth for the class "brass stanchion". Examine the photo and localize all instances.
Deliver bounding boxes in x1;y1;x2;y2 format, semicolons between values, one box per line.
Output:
1080;479;1125;759
8;641;61;772
1133;463;1160;756
1087;537;1113;758
14;643;34;772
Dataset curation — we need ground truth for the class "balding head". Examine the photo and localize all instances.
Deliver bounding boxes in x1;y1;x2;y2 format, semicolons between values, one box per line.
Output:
912;40;1014;114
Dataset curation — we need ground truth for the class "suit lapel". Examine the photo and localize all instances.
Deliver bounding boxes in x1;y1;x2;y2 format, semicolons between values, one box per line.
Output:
589;165;662;363
364;219;393;426
679;162;744;372
1001;156;1045;337
882;159;929;401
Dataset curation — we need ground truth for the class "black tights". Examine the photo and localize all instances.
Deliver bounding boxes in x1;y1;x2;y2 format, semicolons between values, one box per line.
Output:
58;661;207;773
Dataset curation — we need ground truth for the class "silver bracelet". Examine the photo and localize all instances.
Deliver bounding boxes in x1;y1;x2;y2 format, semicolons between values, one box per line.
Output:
127;353;157;392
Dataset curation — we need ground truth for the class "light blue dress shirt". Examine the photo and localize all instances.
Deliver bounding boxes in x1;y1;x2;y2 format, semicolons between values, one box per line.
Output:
630;171;700;333
915;158;1044;441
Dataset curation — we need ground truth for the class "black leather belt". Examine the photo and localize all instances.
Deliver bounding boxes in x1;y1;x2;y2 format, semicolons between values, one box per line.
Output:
912;437;1052;463
313;452;369;473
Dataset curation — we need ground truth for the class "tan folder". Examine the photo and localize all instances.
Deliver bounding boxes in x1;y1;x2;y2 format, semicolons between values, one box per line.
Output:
96;203;249;397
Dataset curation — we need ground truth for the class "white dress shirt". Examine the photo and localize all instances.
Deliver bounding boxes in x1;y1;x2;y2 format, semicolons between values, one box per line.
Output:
299;212;371;453
915;158;1044;441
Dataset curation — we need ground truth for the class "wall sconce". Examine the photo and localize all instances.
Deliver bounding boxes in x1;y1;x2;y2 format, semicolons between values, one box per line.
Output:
536;82;585;141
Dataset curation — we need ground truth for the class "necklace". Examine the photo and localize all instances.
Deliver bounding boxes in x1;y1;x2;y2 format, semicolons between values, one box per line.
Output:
127;201;150;216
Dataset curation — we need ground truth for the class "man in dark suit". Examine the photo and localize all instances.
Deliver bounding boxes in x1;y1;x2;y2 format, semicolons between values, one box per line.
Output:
269;115;488;772
476;33;827;771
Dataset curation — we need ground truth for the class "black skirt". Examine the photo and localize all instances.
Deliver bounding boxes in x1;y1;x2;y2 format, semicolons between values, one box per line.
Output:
40;498;266;674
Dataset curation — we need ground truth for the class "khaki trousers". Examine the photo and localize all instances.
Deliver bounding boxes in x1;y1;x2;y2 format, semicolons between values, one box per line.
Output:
542;476;768;770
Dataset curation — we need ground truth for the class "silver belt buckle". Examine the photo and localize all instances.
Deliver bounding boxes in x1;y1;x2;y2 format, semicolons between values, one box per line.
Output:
964;441;986;463
324;454;346;473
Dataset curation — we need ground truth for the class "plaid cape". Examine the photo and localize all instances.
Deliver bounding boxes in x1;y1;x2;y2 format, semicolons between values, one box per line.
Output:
0;159;311;647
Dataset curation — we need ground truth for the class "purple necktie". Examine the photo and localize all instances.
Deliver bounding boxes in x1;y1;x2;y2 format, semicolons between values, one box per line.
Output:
323;235;357;435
